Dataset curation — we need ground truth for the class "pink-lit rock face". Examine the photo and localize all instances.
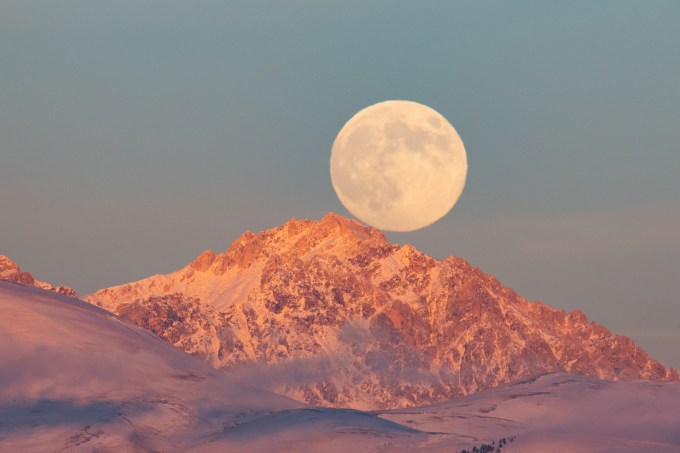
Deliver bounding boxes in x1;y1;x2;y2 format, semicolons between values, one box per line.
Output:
0;255;77;298
86;213;678;410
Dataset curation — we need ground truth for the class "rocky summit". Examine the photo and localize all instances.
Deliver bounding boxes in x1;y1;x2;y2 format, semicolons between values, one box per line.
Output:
86;213;678;410
0;255;77;298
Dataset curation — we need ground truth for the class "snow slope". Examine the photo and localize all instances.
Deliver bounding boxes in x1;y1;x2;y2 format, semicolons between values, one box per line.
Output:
187;373;680;453
381;373;680;452
3;281;679;452
0;281;292;450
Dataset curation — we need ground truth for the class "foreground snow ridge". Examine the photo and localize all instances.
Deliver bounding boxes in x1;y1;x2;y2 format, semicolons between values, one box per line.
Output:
2;278;680;451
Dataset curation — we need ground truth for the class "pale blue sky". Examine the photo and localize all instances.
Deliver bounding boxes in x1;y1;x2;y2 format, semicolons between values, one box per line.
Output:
1;1;679;367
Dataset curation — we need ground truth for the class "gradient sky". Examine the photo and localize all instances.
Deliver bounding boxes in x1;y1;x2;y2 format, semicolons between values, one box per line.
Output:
2;1;679;368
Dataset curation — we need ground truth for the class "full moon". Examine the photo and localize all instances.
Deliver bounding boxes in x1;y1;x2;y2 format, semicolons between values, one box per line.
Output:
330;100;468;232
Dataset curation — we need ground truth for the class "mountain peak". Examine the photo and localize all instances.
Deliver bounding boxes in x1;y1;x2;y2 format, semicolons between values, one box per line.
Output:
0;255;77;297
0;255;35;285
85;216;677;409
319;212;388;242
189;250;217;272
203;213;389;273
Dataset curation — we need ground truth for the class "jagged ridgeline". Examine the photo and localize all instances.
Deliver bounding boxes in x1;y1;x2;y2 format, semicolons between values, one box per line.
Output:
86;213;678;410
0;255;77;298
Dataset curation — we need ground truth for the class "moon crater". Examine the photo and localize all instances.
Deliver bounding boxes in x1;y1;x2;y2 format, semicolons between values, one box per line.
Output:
330;100;467;232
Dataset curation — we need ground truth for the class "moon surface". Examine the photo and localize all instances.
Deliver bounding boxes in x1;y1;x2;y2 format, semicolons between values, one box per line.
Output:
330;100;468;232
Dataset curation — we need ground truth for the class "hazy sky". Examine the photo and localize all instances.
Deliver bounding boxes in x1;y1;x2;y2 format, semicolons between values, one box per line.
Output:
2;2;679;368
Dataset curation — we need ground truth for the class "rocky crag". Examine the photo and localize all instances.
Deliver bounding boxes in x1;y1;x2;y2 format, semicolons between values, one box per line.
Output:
0;255;77;297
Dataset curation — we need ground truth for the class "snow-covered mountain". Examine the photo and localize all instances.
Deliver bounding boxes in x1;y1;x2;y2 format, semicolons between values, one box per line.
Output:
0;254;77;297
3;281;679;452
86;213;678;410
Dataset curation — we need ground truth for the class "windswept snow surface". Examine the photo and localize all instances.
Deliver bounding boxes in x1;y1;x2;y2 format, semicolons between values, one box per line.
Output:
2;281;679;452
0;281;295;451
381;373;680;452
